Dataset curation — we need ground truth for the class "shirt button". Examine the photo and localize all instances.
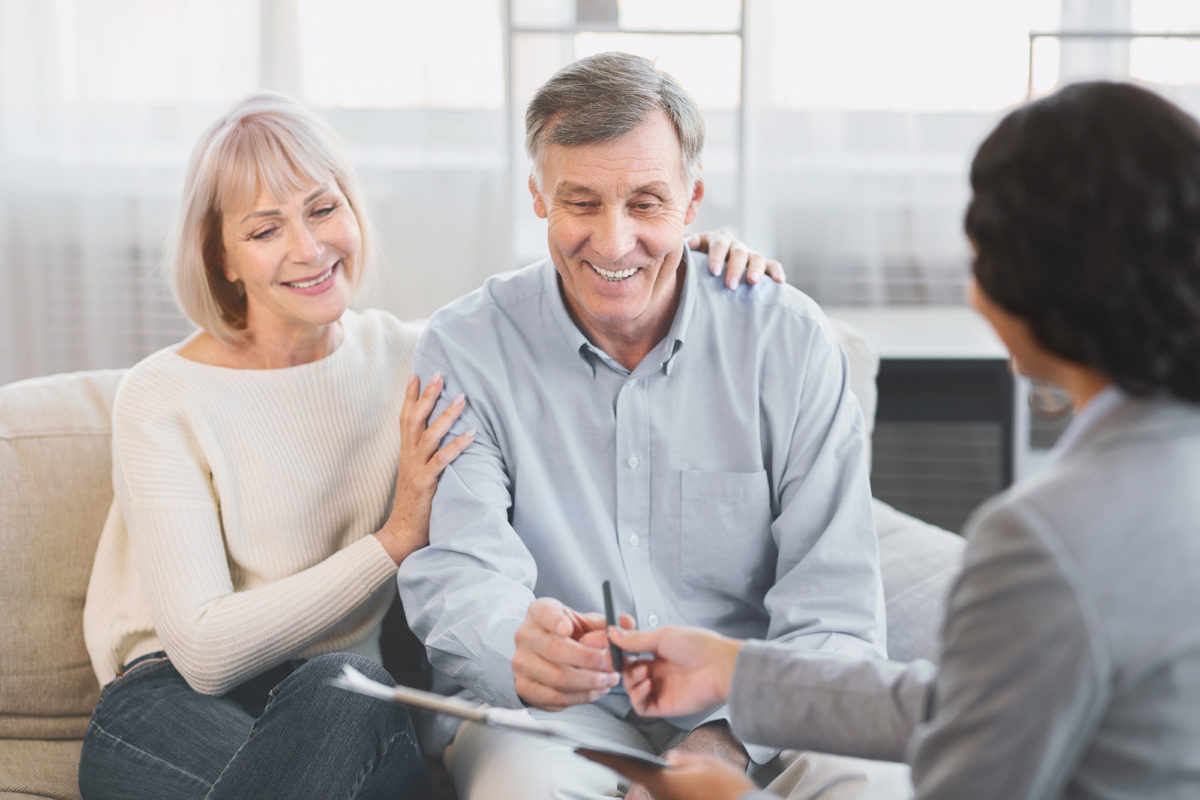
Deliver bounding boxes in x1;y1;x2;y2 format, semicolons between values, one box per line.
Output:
647;613;660;627
627;455;640;469
629;534;640;546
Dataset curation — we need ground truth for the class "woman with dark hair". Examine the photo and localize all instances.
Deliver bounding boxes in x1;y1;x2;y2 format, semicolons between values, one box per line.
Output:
580;81;1200;799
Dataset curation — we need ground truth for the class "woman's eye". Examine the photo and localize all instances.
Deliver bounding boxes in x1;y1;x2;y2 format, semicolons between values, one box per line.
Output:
251;227;277;241
312;203;338;218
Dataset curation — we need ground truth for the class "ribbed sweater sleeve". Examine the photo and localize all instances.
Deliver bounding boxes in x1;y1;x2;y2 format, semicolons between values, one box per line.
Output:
86;310;420;694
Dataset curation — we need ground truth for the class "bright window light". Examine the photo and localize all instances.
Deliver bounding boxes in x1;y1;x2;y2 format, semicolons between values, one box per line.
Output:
573;32;742;109
299;0;504;108
766;0;1059;111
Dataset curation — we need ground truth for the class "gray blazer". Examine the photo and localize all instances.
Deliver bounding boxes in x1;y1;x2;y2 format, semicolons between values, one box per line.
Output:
731;393;1200;799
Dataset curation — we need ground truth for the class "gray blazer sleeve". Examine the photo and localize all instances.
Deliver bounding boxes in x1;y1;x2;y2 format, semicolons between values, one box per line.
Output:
906;502;1108;799
727;500;1107;800
729;641;937;763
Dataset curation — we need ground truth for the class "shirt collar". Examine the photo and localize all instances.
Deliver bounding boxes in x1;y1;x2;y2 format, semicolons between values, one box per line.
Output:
1050;383;1125;458
541;243;697;378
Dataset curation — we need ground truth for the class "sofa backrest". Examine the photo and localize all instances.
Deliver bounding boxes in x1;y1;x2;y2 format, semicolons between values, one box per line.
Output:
0;370;124;740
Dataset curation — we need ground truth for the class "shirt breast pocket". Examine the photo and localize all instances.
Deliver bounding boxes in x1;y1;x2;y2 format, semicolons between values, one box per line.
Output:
679;469;775;598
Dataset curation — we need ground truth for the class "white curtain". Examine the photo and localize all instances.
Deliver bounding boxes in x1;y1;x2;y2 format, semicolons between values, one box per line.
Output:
5;0;1199;384
0;0;509;384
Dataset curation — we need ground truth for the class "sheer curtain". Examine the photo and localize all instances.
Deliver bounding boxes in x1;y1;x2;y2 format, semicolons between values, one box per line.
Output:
0;0;508;384
5;0;1200;385
741;0;1061;307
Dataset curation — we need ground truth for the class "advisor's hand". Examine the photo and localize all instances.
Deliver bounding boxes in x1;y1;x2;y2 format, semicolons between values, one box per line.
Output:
513;598;620;711
628;722;749;800
579;749;754;800
611;625;741;718
688;229;785;289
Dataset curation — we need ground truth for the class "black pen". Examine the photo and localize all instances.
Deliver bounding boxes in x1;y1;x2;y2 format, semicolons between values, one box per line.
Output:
602;580;622;672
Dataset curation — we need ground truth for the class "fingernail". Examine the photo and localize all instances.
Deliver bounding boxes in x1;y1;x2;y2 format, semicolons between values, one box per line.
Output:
451;393;465;406
432;372;443;383
608;672;621;686
465;429;476;439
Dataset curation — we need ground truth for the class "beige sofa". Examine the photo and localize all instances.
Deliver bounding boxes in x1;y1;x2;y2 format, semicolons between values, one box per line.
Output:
0;322;965;800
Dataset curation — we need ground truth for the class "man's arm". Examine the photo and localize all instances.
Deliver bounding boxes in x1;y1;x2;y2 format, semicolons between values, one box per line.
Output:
759;313;886;658
396;326;619;710
396;330;538;707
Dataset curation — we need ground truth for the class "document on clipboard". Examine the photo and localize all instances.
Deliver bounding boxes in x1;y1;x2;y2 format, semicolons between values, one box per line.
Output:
329;664;668;770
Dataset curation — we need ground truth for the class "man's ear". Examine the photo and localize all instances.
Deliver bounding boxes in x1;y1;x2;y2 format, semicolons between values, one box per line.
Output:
683;176;704;226
529;174;548;219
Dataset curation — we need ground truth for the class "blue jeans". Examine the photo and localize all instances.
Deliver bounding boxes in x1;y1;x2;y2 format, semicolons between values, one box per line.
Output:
78;652;430;799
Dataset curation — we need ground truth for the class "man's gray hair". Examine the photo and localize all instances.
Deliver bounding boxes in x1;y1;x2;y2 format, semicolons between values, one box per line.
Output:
525;51;705;190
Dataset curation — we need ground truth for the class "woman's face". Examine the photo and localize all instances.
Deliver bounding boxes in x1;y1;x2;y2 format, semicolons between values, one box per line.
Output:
220;179;361;342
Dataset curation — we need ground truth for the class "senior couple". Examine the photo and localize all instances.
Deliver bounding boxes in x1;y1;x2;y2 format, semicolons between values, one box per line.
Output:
79;51;1200;800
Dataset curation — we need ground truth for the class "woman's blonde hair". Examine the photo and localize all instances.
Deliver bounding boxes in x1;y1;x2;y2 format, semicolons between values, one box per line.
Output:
166;92;373;343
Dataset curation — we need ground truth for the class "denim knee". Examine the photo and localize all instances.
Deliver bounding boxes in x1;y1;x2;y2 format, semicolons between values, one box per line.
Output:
294;651;392;687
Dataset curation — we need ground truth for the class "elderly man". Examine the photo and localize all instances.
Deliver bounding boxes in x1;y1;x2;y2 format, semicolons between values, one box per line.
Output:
397;52;889;799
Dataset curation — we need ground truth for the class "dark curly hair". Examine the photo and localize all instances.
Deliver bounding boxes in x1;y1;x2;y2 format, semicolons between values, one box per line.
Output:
966;81;1200;402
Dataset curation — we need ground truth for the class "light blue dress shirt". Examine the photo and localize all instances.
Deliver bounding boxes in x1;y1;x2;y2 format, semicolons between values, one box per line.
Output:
397;248;886;756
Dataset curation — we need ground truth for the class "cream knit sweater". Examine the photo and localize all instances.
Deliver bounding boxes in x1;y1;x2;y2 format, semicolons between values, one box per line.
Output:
83;310;420;695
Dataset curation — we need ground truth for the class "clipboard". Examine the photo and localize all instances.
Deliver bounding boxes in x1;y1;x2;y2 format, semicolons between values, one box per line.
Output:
329;664;668;770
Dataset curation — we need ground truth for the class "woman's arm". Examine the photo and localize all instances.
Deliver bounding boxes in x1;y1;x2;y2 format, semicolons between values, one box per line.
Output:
114;362;467;695
374;373;473;563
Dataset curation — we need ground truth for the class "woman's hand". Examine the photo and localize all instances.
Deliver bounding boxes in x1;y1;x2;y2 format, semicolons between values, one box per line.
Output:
577;749;755;800
610;625;742;718
375;374;474;564
688;230;785;289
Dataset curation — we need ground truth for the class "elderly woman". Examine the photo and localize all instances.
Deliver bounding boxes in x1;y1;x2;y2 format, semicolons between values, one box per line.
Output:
585;81;1200;800
76;92;778;799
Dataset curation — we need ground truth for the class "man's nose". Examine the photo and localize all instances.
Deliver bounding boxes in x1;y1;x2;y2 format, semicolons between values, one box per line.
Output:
590;208;636;263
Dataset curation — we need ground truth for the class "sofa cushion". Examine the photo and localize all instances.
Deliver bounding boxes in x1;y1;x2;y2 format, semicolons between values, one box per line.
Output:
0;738;83;800
0;370;124;741
874;498;964;664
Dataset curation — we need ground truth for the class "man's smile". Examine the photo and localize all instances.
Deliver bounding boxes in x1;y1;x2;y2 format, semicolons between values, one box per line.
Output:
587;261;639;282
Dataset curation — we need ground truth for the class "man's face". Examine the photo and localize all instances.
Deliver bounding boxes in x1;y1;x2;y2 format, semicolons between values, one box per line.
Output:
529;109;704;344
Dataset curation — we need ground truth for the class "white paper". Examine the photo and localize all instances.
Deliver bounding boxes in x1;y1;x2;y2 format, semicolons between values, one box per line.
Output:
328;664;668;769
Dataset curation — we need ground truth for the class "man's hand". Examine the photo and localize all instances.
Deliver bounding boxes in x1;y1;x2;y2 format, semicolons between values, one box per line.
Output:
513;597;620;711
687;230;786;289
581;747;754;800
611;625;742;718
